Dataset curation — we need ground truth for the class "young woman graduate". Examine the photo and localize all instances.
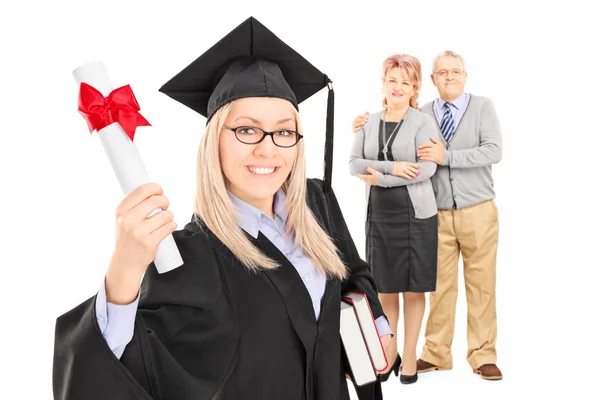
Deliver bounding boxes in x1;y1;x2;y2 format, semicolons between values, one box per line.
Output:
53;17;392;400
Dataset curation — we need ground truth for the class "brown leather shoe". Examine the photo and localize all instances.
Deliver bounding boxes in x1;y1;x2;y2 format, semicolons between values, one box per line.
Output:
416;359;446;373
473;364;503;380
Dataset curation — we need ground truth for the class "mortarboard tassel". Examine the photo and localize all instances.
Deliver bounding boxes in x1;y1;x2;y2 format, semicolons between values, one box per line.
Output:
323;76;334;193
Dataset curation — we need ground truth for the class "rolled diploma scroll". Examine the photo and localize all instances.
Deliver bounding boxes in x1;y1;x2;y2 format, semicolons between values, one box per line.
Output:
73;60;183;274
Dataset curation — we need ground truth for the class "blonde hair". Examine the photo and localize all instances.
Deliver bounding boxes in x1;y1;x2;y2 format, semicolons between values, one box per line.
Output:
381;54;422;109
193;102;348;280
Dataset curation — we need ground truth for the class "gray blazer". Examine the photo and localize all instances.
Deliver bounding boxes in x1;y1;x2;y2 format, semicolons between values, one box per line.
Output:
349;107;439;219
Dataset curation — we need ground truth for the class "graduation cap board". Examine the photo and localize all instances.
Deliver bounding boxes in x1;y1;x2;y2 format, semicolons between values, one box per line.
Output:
159;16;335;192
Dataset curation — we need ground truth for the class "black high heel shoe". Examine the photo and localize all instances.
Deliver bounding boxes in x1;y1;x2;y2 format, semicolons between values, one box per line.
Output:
379;354;401;382
400;363;418;384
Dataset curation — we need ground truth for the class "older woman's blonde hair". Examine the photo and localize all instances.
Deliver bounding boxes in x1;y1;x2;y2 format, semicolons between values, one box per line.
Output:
193;102;348;280
381;54;423;109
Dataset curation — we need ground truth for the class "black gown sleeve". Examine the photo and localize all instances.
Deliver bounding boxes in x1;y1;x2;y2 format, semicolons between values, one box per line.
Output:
307;179;386;400
52;227;239;400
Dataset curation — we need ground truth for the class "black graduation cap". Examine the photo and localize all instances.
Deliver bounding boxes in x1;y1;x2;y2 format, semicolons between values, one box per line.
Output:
159;16;335;192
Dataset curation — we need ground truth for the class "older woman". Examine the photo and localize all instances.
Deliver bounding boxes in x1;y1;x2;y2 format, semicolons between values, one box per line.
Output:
349;54;439;384
53;17;391;400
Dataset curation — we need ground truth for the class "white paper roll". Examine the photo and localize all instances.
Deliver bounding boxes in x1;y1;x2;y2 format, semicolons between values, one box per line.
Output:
73;60;183;274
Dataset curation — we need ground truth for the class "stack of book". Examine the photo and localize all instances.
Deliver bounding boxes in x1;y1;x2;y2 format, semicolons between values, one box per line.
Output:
340;291;389;386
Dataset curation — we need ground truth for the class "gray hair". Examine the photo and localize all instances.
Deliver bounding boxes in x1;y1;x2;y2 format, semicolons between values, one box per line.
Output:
432;50;466;73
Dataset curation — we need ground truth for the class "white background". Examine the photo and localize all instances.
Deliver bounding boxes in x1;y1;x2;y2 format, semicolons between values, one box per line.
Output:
1;0;598;398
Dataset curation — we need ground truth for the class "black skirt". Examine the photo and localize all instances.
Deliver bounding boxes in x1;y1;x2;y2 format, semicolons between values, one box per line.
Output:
366;185;438;293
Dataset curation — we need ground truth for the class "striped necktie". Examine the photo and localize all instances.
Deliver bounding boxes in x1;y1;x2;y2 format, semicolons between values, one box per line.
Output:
441;102;455;142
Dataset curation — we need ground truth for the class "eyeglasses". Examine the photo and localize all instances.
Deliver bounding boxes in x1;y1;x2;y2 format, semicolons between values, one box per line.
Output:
434;69;464;77
223;125;303;148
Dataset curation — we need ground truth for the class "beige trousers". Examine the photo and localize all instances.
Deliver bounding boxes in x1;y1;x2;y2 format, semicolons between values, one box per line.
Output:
420;199;499;370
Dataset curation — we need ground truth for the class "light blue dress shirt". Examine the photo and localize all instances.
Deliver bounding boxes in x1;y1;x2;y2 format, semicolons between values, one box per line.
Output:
96;188;391;359
433;92;471;129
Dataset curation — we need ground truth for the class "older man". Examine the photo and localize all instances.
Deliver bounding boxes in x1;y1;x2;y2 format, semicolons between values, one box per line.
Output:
351;51;503;380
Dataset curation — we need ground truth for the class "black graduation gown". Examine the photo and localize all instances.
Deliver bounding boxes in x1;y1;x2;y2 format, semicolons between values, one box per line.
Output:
52;178;385;400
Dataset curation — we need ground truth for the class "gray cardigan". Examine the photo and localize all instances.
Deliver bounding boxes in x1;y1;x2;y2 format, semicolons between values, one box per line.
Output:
421;95;502;210
349;107;439;219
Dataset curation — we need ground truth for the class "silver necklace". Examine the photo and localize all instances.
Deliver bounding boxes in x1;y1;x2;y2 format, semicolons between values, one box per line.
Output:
381;108;403;161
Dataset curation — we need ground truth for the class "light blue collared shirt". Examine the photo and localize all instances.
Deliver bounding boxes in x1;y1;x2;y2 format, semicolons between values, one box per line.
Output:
433;92;471;135
96;188;391;359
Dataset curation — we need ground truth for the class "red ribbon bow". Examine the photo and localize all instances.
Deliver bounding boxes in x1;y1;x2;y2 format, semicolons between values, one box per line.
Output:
78;82;151;141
